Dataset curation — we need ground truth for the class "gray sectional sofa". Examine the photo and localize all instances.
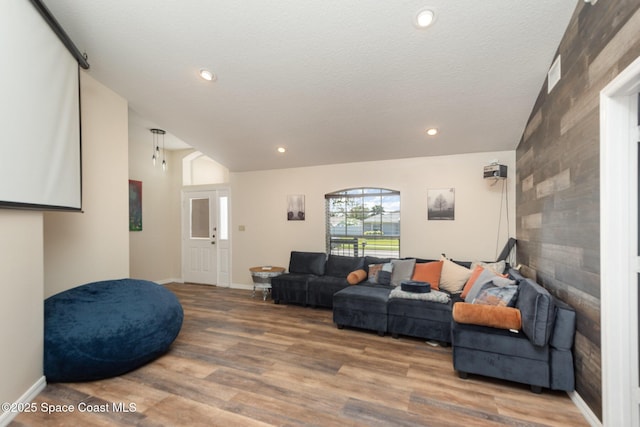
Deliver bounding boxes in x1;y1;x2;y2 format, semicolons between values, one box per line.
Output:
271;251;363;308
270;250;576;392
451;270;576;392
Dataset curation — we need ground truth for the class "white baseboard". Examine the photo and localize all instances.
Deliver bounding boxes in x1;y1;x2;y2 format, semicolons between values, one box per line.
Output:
568;390;601;427
0;376;46;427
158;280;252;290
156;278;183;285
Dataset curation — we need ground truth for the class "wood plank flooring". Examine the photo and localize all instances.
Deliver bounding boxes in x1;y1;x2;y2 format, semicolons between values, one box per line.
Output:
11;283;588;426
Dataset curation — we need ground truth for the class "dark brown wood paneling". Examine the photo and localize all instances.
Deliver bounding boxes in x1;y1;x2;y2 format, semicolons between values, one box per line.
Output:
516;2;640;421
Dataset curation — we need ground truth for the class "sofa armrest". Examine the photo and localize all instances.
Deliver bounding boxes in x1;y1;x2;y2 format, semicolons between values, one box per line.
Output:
515;279;555;347
550;298;576;350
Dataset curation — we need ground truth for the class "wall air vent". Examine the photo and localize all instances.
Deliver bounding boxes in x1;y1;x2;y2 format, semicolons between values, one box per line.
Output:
547;55;561;93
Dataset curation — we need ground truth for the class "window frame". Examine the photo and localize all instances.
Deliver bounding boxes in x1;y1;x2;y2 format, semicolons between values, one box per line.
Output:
324;187;400;258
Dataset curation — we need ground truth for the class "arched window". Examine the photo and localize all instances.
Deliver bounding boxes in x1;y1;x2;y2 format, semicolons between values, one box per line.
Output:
325;188;400;258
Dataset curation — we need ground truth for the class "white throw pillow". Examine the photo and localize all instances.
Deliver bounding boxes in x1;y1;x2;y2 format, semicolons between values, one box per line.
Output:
470;260;506;275
439;257;472;293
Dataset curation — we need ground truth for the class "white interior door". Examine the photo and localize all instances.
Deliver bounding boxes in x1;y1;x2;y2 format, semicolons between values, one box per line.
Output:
182;190;217;285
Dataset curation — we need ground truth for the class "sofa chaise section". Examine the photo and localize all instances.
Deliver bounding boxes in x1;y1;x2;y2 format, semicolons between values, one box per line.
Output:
451;276;576;392
333;285;391;336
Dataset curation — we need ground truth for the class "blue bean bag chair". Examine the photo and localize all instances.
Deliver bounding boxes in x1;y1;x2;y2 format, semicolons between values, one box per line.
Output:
44;279;183;382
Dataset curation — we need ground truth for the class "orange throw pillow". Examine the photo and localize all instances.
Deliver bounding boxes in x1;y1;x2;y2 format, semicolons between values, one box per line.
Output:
347;269;367;285
411;261;443;290
452;302;522;330
460;265;485;299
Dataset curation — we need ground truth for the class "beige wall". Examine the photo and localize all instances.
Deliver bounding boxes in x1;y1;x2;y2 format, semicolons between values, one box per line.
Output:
128;137;183;282
230;150;516;286
128;141;229;283
43;72;130;297
0;210;44;413
183;152;230;185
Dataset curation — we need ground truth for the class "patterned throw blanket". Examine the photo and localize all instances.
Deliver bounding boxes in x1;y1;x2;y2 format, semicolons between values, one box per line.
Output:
389;287;451;304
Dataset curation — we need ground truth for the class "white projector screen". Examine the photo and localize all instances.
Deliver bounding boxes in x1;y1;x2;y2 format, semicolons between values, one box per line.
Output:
0;0;82;210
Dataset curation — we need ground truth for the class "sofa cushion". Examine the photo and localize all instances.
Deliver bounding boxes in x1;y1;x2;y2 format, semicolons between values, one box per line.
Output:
270;273;309;305
516;279;555;347
377;270;392;285
508;267;526;283
390;258;416;286
452;321;548;362
460;265;484;299
472;284;519;307
387;297;453;322
368;262;393;285
288;251;326;275
326;255;364;278
452;302;521;330
347;269;367;285
364;256;392;272
550;298;576;350
470;260;506;275
333;285;390;314
439;257;472;293
412;260;443;290
307;276;351;308
464;268;516;303
389;286;450;304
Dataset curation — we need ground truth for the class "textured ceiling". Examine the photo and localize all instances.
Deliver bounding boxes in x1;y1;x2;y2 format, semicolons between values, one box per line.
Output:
42;0;577;172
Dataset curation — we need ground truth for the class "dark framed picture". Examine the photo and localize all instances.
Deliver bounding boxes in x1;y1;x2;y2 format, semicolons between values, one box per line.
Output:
287;194;305;221
427;188;455;220
129;180;142;231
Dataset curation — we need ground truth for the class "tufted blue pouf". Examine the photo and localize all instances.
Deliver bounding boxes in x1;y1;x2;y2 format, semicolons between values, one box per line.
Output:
44;279;184;382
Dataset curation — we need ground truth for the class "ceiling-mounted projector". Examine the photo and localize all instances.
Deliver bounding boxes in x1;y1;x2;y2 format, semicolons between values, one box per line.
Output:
484;164;507;179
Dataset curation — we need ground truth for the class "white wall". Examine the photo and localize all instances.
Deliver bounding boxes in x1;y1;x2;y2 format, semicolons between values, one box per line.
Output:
230;151;516;286
128;141;229;283
43;72;130;297
183;152;229;185
0;210;44;417
128;137;183;283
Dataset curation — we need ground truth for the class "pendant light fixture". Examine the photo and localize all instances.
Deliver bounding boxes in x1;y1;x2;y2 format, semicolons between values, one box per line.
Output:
150;128;167;172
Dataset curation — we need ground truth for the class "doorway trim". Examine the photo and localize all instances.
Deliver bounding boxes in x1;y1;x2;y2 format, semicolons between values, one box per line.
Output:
181;184;231;287
600;56;640;427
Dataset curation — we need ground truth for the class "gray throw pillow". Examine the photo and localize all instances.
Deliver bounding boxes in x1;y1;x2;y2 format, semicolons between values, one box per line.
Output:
391;258;416;287
464;268;515;303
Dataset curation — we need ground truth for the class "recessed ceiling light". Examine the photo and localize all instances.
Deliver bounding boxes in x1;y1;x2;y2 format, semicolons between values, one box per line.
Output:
277;147;286;153
415;9;435;29
199;69;215;81
426;128;438;136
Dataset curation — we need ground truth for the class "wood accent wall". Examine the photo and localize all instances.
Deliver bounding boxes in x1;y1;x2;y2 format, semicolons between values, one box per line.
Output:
516;1;640;421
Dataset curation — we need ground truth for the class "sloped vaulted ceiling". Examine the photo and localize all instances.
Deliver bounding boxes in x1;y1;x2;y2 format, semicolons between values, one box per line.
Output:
43;0;577;171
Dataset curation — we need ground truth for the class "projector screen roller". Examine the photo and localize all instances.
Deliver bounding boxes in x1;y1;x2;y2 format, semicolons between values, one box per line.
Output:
0;0;82;210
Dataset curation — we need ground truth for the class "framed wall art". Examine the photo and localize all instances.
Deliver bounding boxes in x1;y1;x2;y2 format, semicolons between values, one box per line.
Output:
427;188;455;220
129;180;142;231
287;194;305;221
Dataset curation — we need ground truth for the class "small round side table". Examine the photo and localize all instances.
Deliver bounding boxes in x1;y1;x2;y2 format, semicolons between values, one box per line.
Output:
249;266;285;301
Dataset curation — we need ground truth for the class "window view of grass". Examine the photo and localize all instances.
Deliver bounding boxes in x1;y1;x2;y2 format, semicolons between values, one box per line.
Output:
325;188;400;258
332;237;400;254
